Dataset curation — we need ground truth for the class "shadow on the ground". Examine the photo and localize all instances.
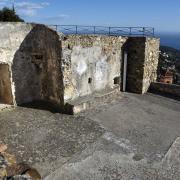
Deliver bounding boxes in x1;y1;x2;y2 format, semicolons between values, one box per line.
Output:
19;100;74;114
19;100;63;113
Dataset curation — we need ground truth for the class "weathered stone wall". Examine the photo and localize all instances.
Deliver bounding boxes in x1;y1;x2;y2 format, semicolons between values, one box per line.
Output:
0;23;64;106
150;82;180;98
62;35;127;101
143;38;160;93
0;23;160;110
0;23;32;104
126;37;160;94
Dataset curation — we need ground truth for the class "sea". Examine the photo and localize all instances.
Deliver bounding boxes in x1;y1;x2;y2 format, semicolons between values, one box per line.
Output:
157;32;180;50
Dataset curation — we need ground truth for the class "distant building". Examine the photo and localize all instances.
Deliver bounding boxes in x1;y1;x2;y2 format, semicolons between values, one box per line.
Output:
160;69;173;84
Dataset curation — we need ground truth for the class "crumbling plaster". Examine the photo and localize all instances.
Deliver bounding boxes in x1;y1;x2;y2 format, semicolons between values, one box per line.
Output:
0;23;33;104
0;23;64;107
62;35;128;102
62;35;160;101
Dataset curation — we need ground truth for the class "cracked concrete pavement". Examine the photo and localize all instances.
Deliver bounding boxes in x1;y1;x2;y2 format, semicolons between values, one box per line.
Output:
1;93;180;179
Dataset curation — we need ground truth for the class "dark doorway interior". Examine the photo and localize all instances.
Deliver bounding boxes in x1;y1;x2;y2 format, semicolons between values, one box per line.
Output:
0;64;13;105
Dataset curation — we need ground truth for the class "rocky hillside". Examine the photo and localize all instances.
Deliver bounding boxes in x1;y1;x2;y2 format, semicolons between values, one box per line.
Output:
158;46;180;84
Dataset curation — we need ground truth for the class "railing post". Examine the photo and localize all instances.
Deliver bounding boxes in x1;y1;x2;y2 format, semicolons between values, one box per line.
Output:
129;27;132;36
75;25;78;35
108;27;111;36
143;27;145;36
94;26;96;35
153;28;155;37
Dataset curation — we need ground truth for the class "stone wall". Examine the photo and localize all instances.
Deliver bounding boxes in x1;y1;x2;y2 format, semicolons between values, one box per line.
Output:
126;37;160;94
0;23;160;110
62;35;127;102
0;23;64;107
150;82;180;98
143;38;160;93
126;37;146;93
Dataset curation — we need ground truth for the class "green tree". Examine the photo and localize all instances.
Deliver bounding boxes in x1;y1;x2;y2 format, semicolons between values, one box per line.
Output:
0;7;24;22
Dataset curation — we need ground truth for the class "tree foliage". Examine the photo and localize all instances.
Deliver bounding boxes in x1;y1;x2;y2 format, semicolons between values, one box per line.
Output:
0;7;24;22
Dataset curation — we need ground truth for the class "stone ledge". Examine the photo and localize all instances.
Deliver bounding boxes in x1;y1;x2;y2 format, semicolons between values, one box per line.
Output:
149;82;180;100
65;86;121;114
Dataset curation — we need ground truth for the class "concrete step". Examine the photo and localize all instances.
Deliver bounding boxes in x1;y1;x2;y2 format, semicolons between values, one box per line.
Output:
65;85;121;114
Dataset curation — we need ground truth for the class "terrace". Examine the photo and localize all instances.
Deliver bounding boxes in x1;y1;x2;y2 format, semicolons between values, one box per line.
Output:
0;92;180;179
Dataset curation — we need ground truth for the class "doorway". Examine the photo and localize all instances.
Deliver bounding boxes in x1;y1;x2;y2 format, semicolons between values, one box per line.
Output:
0;64;13;105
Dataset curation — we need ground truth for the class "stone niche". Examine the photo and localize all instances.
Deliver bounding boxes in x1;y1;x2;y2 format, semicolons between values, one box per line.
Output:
0;23;64;111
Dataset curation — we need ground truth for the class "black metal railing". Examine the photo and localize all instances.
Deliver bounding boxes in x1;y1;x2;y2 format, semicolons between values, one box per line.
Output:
48;25;155;37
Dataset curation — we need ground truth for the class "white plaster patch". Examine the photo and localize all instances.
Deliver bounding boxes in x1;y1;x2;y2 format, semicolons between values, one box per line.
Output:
68;44;122;99
71;46;89;76
95;57;108;90
76;60;87;76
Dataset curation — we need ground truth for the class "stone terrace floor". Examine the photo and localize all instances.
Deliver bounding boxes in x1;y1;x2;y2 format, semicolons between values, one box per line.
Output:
0;93;180;179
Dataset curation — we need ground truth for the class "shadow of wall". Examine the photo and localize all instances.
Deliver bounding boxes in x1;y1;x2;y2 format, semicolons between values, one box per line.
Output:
11;24;64;112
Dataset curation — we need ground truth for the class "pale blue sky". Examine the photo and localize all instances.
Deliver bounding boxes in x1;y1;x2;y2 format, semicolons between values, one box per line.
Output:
0;0;180;33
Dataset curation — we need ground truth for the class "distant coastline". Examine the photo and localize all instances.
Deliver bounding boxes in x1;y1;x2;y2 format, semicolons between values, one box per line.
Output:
157;32;180;50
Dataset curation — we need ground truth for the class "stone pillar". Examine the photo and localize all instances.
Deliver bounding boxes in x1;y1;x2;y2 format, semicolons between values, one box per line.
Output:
143;37;160;93
126;37;160;94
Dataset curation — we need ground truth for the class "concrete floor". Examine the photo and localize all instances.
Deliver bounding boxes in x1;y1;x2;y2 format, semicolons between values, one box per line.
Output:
0;93;180;179
85;93;180;162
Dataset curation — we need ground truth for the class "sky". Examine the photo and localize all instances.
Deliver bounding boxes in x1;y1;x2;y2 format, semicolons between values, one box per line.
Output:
0;0;180;33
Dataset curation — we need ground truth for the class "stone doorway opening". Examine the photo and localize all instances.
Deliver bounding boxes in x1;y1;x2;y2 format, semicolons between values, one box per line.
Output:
0;64;13;105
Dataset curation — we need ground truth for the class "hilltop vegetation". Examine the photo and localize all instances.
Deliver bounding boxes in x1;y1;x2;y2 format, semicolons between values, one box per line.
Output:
160;46;180;61
0;7;24;22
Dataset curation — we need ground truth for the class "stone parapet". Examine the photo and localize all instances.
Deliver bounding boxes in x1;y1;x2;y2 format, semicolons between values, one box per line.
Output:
150;82;180;99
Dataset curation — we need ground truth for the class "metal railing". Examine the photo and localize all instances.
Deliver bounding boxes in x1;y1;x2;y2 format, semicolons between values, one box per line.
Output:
48;25;155;37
